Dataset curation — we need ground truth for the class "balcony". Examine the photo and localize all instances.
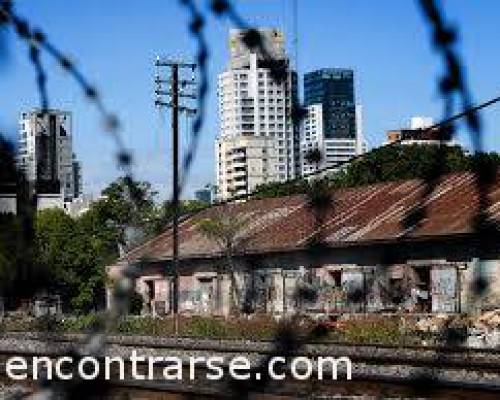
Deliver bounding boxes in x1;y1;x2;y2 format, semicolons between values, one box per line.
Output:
234;181;247;190
232;157;247;167
232;169;247;178
230;148;245;157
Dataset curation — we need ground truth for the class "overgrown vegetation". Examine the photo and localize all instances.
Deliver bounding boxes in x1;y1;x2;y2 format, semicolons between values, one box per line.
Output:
198;206;248;314
4;144;499;315
1;176;209;314
0;314;423;345
254;145;500;199
328;315;410;345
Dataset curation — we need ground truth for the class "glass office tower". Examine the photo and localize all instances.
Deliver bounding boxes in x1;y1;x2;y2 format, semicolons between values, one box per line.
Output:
304;68;356;140
301;68;363;176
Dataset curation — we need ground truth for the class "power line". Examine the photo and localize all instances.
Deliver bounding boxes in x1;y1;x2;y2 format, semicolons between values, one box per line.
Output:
217;92;500;205
430;95;500;130
300;93;500;179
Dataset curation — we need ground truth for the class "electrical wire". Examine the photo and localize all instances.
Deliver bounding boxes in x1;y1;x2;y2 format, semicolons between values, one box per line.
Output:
218;92;500;204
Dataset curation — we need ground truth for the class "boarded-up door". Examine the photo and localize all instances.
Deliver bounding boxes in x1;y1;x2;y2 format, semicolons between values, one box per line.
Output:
431;266;457;313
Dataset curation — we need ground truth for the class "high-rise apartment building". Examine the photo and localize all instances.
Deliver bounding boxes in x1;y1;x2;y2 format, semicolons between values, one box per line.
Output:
301;68;365;175
216;135;278;200
216;28;299;200
18;109;81;202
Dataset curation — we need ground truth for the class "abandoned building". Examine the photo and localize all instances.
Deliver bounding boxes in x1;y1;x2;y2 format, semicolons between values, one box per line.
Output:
106;171;500;317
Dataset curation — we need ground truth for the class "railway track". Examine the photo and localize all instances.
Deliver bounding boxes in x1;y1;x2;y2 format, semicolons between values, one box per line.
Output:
1;331;499;370
0;332;499;397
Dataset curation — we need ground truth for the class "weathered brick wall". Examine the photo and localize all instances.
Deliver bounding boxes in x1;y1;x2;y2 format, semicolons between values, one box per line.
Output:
461;260;500;313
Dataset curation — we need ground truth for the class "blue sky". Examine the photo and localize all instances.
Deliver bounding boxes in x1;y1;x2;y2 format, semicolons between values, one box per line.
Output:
1;0;500;199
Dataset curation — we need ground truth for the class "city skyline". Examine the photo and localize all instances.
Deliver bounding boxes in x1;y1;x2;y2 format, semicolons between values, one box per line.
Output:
1;1;500;199
2;4;500;395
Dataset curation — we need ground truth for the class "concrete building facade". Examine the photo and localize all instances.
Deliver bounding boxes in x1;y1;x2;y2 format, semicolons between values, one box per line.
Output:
18;109;81;202
216;29;299;200
385;116;456;146
112;260;500;318
216;135;278;199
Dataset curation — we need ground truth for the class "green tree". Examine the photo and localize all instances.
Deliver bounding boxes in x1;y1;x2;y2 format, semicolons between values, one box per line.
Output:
99;177;157;234
0;136;18;184
0;214;21;294
0;137;23;297
35;209;82;307
198;206;247;314
331;144;470;187
254;145;500;199
32;177;158;312
254;179;308;199
68;177;158;311
148;200;209;235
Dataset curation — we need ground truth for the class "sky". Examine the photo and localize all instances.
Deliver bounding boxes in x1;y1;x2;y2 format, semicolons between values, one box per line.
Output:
1;0;500;200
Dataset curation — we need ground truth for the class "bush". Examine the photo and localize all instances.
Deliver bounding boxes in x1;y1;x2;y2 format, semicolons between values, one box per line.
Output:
34;314;61;332
183;316;227;337
331;315;410;345
117;316;174;336
59;313;106;333
128;291;144;315
0;311;425;345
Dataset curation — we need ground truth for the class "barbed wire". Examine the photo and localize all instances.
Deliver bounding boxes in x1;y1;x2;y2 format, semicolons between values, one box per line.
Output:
176;0;210;193
417;0;497;295
0;0;144;398
0;0;498;398
0;0;128;175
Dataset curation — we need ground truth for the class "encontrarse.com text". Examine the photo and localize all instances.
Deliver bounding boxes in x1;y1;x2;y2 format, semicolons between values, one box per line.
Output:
6;352;352;382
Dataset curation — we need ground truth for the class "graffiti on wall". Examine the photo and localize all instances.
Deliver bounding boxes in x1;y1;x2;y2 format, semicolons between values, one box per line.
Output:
431;266;457;312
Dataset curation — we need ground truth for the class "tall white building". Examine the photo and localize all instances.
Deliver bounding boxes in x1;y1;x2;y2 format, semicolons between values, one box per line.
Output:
301;104;365;176
18;109;81;202
216;28;299;200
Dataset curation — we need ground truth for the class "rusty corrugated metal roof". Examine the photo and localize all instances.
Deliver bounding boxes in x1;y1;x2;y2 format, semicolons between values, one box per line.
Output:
118;172;500;264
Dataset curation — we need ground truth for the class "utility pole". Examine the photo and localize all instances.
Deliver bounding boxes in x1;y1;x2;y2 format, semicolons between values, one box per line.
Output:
154;57;197;335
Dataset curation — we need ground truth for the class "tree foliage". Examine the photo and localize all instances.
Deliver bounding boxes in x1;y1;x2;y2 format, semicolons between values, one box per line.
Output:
0;136;18;185
29;177;159;312
254;145;500;199
27;177;210;313
148;199;209;235
35;209;95;310
253;179;309;199
198;206;248;313
0;214;23;294
198;209;247;251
